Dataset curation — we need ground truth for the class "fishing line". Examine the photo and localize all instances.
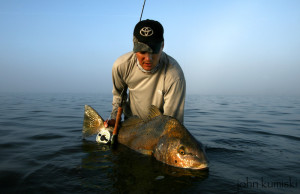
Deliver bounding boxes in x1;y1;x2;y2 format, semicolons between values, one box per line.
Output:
139;0;147;21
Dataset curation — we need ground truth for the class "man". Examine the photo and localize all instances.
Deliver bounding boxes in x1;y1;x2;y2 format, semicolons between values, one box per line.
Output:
105;19;186;127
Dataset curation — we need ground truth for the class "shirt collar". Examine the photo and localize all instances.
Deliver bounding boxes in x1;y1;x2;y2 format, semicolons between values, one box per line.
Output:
136;58;161;74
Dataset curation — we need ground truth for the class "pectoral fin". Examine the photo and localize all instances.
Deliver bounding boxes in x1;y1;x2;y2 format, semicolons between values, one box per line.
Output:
137;149;153;156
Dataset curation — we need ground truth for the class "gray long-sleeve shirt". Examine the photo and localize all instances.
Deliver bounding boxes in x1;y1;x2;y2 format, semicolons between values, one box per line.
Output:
110;51;186;123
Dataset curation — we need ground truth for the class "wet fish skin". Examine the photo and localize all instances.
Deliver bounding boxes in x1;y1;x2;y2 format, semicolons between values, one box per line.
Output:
83;105;209;170
118;113;209;170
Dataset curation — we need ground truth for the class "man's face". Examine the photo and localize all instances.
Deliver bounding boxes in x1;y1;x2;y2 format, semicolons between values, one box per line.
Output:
135;43;164;72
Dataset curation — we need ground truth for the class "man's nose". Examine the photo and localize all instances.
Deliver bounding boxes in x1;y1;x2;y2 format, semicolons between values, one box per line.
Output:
144;53;153;61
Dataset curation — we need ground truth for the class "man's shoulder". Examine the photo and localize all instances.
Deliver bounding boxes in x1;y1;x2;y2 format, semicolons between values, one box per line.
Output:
163;53;185;80
113;52;135;67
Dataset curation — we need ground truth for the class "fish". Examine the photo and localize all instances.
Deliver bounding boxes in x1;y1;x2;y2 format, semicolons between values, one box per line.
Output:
82;105;209;170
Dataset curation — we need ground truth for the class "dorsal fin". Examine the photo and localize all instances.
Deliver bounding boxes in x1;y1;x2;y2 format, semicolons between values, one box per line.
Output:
82;105;105;138
147;105;163;120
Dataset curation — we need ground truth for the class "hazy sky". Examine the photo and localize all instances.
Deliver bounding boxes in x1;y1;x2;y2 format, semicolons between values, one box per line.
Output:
1;0;299;95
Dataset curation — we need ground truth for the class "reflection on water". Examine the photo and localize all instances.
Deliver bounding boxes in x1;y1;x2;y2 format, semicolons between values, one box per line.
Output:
81;140;209;193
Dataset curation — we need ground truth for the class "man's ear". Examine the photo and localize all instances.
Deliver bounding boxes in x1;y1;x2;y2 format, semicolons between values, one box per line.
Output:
161;41;164;51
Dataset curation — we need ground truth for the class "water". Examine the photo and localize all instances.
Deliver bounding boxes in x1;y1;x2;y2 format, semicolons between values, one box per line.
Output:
0;93;299;193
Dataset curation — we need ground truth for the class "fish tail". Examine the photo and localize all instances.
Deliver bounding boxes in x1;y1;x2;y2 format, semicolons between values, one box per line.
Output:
82;105;105;138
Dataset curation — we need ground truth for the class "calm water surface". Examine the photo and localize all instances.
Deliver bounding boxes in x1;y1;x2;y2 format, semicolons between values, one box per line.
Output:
0;93;299;193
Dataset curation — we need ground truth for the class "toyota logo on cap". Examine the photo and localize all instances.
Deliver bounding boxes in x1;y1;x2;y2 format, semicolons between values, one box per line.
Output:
140;27;154;37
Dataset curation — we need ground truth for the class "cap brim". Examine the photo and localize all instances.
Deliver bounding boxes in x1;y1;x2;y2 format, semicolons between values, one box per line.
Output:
133;41;162;54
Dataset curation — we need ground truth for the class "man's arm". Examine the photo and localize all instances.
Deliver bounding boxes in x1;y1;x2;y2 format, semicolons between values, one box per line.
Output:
110;61;127;120
163;78;186;123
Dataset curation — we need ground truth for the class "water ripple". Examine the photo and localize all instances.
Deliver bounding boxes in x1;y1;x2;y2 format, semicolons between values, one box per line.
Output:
1;93;299;193
29;133;65;140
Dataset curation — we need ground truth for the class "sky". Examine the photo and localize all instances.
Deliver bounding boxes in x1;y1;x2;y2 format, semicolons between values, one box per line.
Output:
0;0;300;96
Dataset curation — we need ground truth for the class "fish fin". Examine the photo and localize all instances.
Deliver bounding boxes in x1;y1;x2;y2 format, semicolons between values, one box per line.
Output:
121;116;144;127
82;105;105;138
138;149;153;156
147;105;162;120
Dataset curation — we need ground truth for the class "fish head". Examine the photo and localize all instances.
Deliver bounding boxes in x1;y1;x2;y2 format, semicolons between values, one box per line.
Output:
158;138;209;170
154;119;209;170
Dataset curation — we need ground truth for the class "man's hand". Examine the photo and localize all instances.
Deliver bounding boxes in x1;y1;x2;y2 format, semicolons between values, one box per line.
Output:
104;119;116;128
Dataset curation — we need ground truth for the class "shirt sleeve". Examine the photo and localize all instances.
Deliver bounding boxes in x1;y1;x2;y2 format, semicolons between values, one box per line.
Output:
163;78;186;123
110;61;127;119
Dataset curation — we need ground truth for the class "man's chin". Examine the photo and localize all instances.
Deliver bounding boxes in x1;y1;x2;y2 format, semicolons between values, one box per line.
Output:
142;65;153;71
143;68;152;71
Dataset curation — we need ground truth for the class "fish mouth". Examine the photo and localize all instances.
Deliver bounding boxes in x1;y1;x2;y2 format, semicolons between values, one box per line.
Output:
176;154;209;170
177;162;209;170
193;163;209;170
185;153;209;170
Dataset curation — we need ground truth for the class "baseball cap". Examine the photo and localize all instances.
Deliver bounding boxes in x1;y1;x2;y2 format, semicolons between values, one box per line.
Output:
133;19;164;54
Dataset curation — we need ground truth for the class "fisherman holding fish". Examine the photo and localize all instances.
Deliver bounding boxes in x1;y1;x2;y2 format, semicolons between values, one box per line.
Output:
105;19;186;128
83;19;208;169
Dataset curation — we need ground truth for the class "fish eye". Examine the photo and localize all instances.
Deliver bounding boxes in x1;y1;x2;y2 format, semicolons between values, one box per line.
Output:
178;146;185;155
